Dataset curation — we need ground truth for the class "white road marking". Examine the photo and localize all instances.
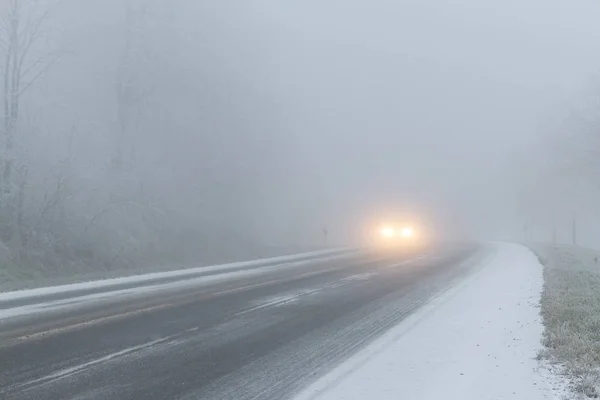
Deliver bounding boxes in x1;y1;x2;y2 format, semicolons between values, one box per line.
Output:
11;336;174;392
236;295;301;316
234;268;386;317
342;272;376;282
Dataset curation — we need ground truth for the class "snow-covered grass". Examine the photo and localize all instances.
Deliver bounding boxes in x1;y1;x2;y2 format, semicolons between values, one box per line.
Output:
530;244;600;398
296;243;566;400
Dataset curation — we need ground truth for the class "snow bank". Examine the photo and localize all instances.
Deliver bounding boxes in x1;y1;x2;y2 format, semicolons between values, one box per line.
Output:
296;243;568;400
0;249;355;321
0;248;352;302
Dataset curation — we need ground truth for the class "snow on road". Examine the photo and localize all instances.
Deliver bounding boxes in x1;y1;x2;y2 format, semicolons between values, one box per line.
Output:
296;243;568;400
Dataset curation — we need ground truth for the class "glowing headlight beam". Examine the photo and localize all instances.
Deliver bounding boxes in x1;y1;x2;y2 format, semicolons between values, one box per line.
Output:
380;227;395;238
401;227;415;238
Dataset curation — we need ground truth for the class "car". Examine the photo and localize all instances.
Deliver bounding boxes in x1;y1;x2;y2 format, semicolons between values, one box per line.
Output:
365;220;428;252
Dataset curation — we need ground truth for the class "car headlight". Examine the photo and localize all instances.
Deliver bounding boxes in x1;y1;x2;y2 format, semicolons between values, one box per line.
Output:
380;227;395;238
400;227;415;238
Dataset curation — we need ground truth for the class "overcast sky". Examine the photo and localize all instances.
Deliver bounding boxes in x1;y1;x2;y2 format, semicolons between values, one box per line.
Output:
172;0;600;243
24;0;600;247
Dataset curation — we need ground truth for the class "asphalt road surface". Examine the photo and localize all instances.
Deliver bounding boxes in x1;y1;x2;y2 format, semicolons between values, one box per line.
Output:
0;244;485;400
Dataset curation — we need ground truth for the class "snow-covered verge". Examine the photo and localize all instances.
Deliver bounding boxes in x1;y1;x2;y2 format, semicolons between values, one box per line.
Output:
296;243;569;400
0;248;351;302
0;244;334;292
530;244;600;399
0;249;356;321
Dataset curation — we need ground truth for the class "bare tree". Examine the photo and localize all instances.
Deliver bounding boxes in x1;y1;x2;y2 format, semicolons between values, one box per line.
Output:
113;0;151;172
0;0;62;241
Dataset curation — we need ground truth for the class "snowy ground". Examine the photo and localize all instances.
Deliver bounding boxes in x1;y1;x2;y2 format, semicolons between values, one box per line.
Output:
296;243;569;400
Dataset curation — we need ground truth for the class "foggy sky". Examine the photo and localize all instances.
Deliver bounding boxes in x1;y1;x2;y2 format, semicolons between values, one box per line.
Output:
193;0;600;243
24;0;600;246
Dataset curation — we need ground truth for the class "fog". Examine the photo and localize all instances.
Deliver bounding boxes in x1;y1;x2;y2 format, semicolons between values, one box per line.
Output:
2;0;600;278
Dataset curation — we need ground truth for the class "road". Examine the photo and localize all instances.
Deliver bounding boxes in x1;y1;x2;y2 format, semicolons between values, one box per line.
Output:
0;244;484;400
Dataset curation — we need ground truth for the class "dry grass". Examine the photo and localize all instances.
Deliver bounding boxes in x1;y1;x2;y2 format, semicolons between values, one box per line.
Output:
531;244;600;398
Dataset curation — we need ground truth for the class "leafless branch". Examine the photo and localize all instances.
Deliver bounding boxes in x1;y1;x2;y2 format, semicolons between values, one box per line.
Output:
29;175;65;236
18;51;61;96
17;2;56;74
19;48;63;82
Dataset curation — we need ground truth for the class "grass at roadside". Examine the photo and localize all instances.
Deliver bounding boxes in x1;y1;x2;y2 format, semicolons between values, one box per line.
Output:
530;244;600;398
